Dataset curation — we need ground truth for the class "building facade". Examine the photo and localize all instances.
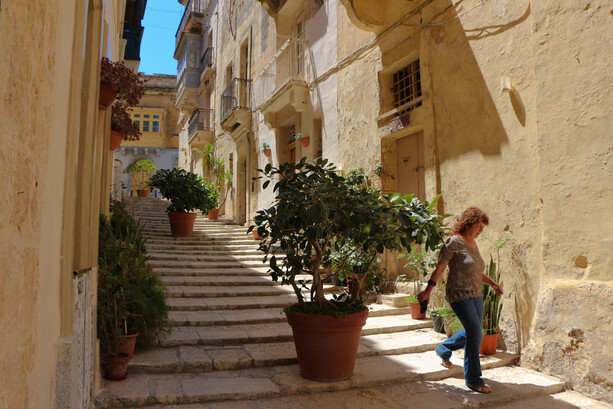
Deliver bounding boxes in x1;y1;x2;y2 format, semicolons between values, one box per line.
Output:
114;74;180;199
175;0;612;403
0;0;145;407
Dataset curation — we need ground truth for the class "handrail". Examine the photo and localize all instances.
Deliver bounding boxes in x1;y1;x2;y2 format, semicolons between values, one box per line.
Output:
221;78;252;122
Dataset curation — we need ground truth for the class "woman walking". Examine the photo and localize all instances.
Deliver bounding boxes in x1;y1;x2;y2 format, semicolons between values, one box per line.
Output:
418;207;503;393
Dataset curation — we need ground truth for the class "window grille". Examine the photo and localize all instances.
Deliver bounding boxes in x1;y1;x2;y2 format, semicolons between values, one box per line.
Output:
392;59;422;116
143;121;150;132
153;121;159;132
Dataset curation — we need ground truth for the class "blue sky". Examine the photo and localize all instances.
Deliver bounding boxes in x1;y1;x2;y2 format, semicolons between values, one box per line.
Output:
138;0;184;75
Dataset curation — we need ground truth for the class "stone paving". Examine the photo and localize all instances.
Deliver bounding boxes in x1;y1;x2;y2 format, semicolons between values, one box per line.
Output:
96;198;613;409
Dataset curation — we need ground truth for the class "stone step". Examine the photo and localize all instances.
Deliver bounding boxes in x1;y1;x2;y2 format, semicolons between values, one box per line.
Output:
149;260;268;269
95;352;523;408
166;285;291;298
146;246;263;255
152;267;270;277
161;275;279;287
168;304;414;326
148;253;275;263
130;328;446;374
166;294;297;311
144;238;260;246
157;315;432;347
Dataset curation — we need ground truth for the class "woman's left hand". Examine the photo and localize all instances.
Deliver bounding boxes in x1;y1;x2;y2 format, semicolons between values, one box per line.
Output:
491;282;504;296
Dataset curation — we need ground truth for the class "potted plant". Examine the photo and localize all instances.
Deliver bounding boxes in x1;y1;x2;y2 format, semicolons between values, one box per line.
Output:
262;142;271;157
125;158;156;197
407;281;427;320
430;308;446;333
294;133;309;147
251;159;445;381
198;143;233;219
110;102;142;150
439;308;462;338
149;168;220;237
100;57;145;110
481;254;504;355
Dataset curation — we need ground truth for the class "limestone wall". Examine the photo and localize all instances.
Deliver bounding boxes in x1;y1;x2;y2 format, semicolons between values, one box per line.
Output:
0;0;125;407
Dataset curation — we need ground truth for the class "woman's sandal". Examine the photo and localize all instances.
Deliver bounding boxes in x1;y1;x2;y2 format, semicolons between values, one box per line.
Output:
441;360;453;369
468;385;491;393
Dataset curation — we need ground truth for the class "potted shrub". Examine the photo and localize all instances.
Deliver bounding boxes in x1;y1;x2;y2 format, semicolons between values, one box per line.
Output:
198;143;233;219
110;102;142;150
430;308;445;333
100;57;145;110
481;255;504;355
294;133;309;147
262;142;271;157
149;168;220;237
251;159;445;381
439;308;462;338
407;281;426;320
125;158;156;197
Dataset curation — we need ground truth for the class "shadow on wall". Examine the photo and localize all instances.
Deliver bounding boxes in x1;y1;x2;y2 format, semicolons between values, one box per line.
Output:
425;2;532;160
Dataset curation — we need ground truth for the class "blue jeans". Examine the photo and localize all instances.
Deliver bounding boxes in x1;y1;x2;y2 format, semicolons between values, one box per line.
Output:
435;297;484;388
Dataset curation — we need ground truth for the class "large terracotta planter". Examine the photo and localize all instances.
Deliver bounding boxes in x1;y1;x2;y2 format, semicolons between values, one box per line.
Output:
110;129;124;151
168;212;197;237
286;307;368;381
104;353;130;381
136;189;150;198
208;208;220;220
99;80;117;110
480;333;498;355
409;302;426;320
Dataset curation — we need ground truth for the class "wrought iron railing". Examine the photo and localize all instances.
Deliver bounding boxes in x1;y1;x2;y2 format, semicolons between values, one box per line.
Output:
220;78;252;123
188;108;214;140
255;37;307;107
200;46;214;73
175;0;208;46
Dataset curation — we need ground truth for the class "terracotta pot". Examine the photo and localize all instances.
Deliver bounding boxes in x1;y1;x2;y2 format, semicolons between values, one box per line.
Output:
325;267;332;276
99;80;117;110
113;333;139;359
104;353;130;381
299;136;310;147
480;333;498;355
263;148;271;157
109;129;124;151
409;302;426;320
286;307;368;381
167;212;197;237
208;208;220;220
252;229;263;240
136;189;150;198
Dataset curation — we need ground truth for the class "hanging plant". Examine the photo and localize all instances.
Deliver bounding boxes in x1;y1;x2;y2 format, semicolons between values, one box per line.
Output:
100;57;146;105
111;103;142;142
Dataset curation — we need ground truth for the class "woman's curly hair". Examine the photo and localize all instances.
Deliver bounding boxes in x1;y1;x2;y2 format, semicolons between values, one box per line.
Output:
452;207;489;235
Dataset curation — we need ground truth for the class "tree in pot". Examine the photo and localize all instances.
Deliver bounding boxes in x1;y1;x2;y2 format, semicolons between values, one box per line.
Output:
198;142;233;219
125;158;156;197
250;158;446;381
149;168;220;237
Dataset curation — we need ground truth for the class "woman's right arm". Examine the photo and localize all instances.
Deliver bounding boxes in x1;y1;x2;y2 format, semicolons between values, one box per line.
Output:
417;261;448;303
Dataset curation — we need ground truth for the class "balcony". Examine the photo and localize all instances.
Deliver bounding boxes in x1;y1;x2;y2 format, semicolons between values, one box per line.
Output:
188;108;214;148
254;38;309;126
175;0;208;47
200;46;214;82
220;78;252;134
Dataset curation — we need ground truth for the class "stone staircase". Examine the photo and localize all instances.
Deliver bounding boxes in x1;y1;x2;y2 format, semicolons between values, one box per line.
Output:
95;198;611;409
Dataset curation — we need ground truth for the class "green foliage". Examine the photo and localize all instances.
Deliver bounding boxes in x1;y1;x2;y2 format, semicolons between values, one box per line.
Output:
251;158;446;315
149;168;220;213
407;295;418;303
433;308;455;318
197;142;233;207
398;244;442;278
97;211;170;355
262;142;270;151
125;159;157;190
482;255;504;335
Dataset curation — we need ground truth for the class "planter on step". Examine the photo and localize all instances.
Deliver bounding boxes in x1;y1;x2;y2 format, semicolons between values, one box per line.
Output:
409;302;426;320
480;333;498;355
286;307;368;381
432;314;445;333
253;229;263;240
208;208;220;220
136;189;150;198
443;315;463;338
111;333;139;359
104;353;130;381
168;212;197;237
